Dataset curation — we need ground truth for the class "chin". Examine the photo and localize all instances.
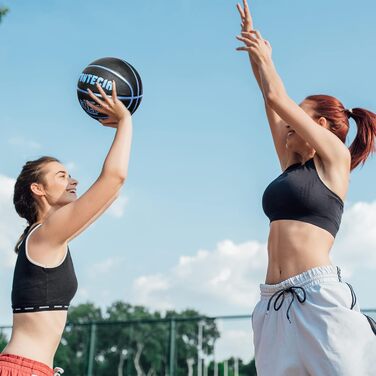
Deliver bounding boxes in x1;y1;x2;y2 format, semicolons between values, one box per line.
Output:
63;196;78;205
286;139;301;152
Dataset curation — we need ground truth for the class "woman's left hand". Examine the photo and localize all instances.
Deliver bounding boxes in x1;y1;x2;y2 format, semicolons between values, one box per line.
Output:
236;29;272;66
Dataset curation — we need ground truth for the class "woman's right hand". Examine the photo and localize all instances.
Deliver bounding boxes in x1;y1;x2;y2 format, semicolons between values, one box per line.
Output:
236;0;253;33
236;0;272;66
86;81;131;128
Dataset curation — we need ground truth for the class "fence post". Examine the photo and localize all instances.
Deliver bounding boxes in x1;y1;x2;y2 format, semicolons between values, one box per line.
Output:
87;323;97;376
169;318;176;376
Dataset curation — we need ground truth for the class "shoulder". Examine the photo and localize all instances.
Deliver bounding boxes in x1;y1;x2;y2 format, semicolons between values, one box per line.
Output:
313;154;350;201
315;148;350;176
27;223;69;266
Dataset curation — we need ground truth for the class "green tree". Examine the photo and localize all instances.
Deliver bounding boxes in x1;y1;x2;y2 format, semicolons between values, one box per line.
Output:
96;302;169;376
55;302;103;375
0;6;9;23
165;309;220;376
208;357;257;376
239;357;257;375
55;302;221;375
0;330;8;352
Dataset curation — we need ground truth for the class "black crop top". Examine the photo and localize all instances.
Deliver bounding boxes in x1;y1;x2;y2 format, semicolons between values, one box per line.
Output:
11;224;78;313
262;158;344;237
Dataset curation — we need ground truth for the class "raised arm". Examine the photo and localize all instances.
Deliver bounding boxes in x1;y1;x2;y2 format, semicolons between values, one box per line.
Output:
237;29;350;170
37;81;133;246
236;0;288;169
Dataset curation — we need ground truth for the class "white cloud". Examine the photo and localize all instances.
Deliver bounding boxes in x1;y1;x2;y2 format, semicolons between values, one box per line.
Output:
133;274;171;310
213;324;253;363
131;239;268;314
107;195;129;218
88;256;125;278
129;200;376;361
130;200;376;317
332;200;376;276
7;137;41;150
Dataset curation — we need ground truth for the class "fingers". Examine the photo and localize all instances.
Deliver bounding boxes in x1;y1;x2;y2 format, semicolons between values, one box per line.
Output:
236;36;256;49
95;83;113;105
112;80;118;101
246;29;261;36
243;0;250;17
243;0;253;28
241;30;263;43
99;118;118;128
99;118;115;125
85;100;110;115
236;46;253;52
236;3;245;18
87;88;106;107
252;29;262;39
236;32;258;46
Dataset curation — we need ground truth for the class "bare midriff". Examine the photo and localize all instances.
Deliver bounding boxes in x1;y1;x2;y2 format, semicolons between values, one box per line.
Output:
265;219;335;284
1;310;68;368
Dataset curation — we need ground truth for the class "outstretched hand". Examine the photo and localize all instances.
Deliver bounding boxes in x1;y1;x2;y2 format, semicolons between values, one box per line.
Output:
86;81;131;128
236;0;253;33
236;30;272;65
236;0;272;65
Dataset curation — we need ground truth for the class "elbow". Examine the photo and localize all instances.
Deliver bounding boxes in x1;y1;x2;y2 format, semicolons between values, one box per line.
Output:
116;173;127;183
101;170;127;186
116;174;127;186
264;91;280;107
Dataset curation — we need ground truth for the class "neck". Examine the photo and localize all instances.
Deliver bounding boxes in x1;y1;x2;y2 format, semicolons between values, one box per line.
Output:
36;206;59;224
287;151;315;166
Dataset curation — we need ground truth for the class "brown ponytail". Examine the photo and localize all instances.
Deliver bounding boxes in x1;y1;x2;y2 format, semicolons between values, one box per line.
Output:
13;156;60;253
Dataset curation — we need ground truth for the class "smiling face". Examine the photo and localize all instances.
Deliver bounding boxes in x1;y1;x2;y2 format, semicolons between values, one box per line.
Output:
31;161;79;209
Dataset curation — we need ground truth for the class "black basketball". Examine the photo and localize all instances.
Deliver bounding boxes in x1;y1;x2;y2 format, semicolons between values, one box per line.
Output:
77;57;143;120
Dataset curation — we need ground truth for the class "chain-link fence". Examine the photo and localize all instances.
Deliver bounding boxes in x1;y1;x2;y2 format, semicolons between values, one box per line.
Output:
1;310;375;375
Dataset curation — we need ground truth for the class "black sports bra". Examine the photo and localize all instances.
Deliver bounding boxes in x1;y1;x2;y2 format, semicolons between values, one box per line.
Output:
262;158;344;237
11;223;78;313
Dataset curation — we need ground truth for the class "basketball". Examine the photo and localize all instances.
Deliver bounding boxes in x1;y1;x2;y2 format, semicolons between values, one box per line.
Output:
77;57;143;120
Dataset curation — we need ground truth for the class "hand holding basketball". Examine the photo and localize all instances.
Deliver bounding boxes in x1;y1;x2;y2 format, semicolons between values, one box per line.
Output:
86;81;131;128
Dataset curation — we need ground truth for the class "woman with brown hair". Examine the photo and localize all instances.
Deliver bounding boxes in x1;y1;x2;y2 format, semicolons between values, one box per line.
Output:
236;1;376;374
0;82;131;376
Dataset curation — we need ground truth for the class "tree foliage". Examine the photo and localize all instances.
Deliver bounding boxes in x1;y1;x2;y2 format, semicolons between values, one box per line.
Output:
0;6;8;23
0;330;8;351
54;302;252;375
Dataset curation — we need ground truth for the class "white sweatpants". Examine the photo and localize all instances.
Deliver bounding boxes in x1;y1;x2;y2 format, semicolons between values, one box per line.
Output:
252;265;376;376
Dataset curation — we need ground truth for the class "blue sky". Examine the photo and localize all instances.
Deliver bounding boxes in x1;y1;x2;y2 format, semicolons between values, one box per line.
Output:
1;0;376;358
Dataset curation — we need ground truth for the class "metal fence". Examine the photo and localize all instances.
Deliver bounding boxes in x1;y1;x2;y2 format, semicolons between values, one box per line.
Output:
1;310;375;376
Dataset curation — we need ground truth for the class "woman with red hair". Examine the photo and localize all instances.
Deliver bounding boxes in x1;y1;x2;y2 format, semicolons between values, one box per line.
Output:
236;1;376;374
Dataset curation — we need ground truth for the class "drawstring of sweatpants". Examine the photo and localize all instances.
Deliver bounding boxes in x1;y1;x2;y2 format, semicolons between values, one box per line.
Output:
54;367;64;375
266;286;307;323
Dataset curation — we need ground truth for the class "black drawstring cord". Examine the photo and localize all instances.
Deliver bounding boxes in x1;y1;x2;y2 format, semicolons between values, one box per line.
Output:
266;286;307;323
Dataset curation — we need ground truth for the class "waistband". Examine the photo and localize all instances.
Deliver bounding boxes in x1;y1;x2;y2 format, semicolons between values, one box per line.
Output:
0;353;55;376
260;264;340;297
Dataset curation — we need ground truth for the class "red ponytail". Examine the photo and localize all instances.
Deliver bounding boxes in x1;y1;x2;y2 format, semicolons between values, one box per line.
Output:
305;95;376;171
347;108;376;170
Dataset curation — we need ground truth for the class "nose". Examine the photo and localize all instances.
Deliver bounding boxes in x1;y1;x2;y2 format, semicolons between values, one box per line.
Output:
69;177;78;187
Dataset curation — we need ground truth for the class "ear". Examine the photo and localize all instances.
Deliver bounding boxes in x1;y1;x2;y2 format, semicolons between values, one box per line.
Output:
30;182;45;197
317;116;329;129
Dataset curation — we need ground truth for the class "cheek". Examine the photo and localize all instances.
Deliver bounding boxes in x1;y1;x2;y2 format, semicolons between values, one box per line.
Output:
49;180;69;198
